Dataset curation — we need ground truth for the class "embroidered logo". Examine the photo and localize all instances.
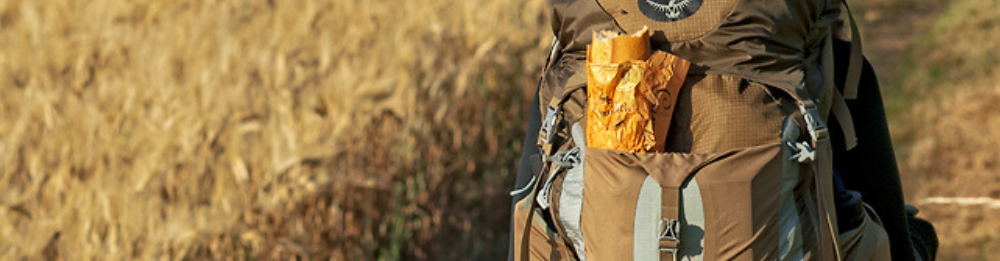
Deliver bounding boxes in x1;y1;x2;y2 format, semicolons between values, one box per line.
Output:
637;0;702;22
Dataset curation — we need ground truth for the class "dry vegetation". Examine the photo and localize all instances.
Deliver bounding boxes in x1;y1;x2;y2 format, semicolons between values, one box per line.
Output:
1;0;997;260
0;0;549;260
879;0;1000;259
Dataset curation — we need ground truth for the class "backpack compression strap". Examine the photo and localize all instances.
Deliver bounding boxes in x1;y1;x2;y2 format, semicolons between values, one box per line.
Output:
798;2;869;255
830;0;863;150
841;1;864;100
817;1;863;152
831;88;858;150
824;23;859;151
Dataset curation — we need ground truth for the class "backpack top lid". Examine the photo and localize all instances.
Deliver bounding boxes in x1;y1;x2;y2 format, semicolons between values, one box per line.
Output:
552;0;842;97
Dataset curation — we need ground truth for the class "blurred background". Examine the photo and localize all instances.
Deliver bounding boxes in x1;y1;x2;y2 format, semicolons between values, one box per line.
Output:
0;0;996;260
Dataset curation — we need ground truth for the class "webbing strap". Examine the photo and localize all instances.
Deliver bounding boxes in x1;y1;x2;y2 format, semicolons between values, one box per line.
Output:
659;186;681;261
814;141;843;261
831;89;858;150
842;1;864;100
823;22;859;151
519;163;545;261
521;38;561;261
537;82;586;156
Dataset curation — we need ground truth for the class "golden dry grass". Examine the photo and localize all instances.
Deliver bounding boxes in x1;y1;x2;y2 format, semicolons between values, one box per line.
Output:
0;0;549;259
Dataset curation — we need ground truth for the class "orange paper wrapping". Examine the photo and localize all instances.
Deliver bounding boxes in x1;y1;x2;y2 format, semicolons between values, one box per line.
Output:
586;28;690;152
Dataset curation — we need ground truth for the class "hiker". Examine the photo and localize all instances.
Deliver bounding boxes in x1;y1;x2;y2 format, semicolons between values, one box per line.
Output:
510;0;937;260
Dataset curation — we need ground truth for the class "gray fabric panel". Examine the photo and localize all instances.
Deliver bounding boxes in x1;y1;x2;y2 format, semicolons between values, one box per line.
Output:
630;167;706;261
633;177;705;261
634;176;662;261
778;118;805;261
679;179;705;261
559;123;587;260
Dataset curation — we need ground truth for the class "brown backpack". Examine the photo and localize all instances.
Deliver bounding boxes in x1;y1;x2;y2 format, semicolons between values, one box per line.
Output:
511;0;890;260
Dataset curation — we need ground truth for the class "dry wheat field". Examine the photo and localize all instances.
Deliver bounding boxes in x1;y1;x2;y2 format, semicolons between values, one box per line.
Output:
0;0;548;259
0;0;996;260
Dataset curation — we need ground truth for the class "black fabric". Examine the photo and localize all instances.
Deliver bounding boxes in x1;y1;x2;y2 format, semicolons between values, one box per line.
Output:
828;38;920;261
833;170;865;233
908;214;939;261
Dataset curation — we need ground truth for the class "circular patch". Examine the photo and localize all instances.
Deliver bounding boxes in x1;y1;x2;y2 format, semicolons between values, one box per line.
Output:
637;0;703;22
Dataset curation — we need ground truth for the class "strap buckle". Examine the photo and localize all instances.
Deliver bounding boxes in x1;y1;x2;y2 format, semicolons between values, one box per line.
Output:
659;218;681;261
786;141;817;163
536;147;581;209
539;106;561;145
799;103;829;143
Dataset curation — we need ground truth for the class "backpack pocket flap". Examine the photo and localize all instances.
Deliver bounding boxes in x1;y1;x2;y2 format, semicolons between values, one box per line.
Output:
581;143;783;261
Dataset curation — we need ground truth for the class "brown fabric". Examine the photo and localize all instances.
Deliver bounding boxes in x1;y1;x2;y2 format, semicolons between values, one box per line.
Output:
583;143;790;261
556;73;840;261
543;0;840;122
550;0;624;55
831;89;858;150
662;74;794;154
822;32;859;151
839;205;892;261
580;148;662;261
518;148;566;261
542;1;853;260
815;137;842;260
840;1;864;100
513;196;577;261
797;165;822;261
687;144;783;260
582;147;713;261
541;0;621;119
690;75;789;153
598;0;739;42
555;0;841;101
541;53;588;125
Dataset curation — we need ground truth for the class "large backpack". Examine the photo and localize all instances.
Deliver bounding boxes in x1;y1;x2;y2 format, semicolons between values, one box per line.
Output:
511;0;890;260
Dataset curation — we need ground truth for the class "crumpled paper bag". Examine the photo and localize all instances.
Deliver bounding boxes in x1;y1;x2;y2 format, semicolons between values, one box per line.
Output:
586;27;690;152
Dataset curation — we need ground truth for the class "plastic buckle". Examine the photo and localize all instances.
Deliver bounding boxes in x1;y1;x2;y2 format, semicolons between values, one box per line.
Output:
786;141;817;163
536;147;580;209
799;104;829;143
659;218;681;261
539;106;560;145
561;146;581;166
